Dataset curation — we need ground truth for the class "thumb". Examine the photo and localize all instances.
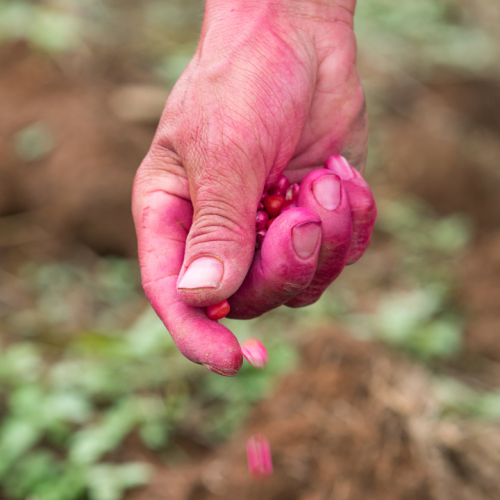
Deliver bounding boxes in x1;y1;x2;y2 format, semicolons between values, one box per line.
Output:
177;158;264;307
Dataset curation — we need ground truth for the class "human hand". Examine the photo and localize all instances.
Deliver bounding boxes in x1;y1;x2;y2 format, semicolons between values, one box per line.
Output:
132;0;376;376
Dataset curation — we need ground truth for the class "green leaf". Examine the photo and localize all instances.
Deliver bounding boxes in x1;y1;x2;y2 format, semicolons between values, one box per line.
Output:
87;463;151;500
30;9;81;53
14;122;54;162
156;54;193;85
411;318;462;360
0;419;43;477
430;215;472;252
69;399;140;465
140;421;169;450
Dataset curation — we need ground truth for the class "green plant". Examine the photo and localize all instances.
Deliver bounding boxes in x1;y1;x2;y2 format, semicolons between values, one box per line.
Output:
0;259;297;500
345;198;471;361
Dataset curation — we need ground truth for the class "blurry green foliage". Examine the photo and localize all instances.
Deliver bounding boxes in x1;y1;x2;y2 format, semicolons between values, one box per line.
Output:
0;259;296;500
343;198;471;361
355;0;498;73
434;377;500;421
369;288;462;360
156;53;194;86
0;1;82;53
14;122;54;163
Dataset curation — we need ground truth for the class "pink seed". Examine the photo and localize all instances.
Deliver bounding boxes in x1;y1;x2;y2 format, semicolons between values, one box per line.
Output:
285;183;300;202
247;435;273;480
258;202;265;211
241;338;269;369
256;211;269;231
274;174;290;193
206;300;230;321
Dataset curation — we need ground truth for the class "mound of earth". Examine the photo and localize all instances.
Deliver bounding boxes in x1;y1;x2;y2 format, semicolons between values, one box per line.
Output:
129;330;500;500
0;43;159;258
382;72;500;231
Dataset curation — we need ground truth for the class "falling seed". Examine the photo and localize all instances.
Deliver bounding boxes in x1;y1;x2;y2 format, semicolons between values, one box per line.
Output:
247;435;273;480
241;338;268;369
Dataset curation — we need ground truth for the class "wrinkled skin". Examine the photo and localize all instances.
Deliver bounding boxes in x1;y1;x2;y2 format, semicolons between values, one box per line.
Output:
132;0;376;376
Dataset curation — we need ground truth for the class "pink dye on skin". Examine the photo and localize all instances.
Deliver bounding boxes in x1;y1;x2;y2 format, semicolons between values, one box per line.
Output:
247;435;273;480
241;338;269;368
325;155;377;265
266;218;276;229
255;229;267;250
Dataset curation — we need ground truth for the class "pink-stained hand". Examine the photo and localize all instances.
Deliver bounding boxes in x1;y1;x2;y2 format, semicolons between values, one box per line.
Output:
132;0;376;375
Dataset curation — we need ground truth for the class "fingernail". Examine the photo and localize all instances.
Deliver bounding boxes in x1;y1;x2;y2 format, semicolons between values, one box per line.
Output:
325;154;354;180
203;364;238;377
178;257;223;289
312;174;341;210
292;221;321;259
255;229;267;250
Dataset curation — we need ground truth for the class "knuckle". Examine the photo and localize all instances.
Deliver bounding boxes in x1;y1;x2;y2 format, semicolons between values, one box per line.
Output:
187;204;251;252
134;144;190;199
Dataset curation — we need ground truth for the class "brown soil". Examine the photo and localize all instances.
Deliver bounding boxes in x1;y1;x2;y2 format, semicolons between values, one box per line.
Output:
0;43;157;259
128;331;429;500
129;331;500;500
382;72;500;231
458;230;500;372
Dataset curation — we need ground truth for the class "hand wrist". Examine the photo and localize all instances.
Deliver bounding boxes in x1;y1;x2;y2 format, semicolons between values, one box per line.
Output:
205;0;356;28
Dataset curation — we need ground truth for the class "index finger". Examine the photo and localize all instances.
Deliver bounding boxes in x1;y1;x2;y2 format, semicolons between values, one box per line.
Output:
133;188;243;376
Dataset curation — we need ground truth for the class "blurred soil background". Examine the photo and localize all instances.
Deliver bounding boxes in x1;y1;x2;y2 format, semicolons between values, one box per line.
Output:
1;0;500;499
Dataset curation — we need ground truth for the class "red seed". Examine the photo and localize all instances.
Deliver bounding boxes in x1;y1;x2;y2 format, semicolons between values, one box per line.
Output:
274;175;290;193
206;300;230;321
268;186;284;197
262;195;285;218
247;435;273;480
266;218;276;229
258;201;265;211
256;211;269;231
